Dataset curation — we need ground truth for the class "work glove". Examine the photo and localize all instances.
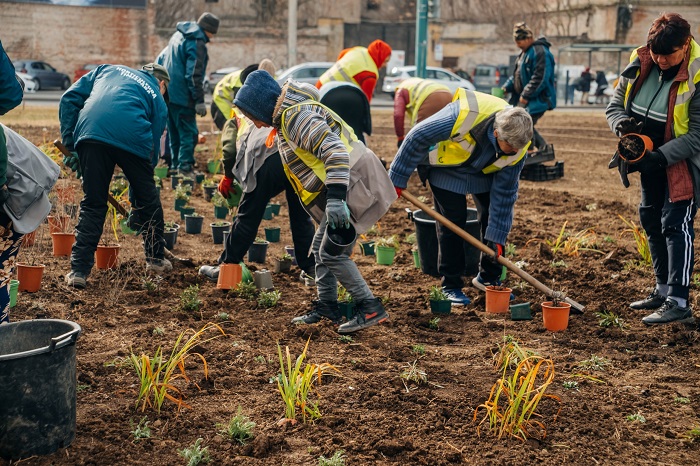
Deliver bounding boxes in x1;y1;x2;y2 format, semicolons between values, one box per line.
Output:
217;176;237;198
394;186;403;197
614;117;643;136
486;241;503;264
608;151;631;188
195;102;207;117
326;199;351;229
631;149;667;174
63;151;81;179
0;185;9;207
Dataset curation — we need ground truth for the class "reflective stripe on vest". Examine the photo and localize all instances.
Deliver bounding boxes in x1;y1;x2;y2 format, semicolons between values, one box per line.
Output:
231;106;251;151
213;70;243;117
429;88;528;173
398;77;451;127
280;101;363;205
319;47;378;87
625;40;700;138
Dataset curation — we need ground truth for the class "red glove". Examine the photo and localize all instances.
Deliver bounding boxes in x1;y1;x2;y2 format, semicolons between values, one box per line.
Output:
487;241;503;262
218;176;237;198
394;186;403;197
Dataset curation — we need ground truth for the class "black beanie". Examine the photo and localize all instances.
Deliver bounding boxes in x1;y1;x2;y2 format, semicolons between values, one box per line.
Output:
234;70;281;126
197;12;220;34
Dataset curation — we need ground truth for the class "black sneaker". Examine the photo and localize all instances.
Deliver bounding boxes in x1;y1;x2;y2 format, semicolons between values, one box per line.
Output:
291;300;342;325
630;289;666;310
642;299;695;325
337;298;389;334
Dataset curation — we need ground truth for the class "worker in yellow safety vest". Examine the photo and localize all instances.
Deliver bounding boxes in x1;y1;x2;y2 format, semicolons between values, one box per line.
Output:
394;77;452;148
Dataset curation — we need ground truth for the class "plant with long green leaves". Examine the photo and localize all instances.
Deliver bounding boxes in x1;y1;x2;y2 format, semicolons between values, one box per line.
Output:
619;215;651;265
276;338;339;425
129;323;227;413
492;335;540;373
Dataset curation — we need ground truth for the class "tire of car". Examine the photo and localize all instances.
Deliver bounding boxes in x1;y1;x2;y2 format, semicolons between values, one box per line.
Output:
33;79;41;91
61;77;71;90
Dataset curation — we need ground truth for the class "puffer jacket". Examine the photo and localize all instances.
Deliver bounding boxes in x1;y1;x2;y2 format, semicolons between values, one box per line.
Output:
272;80;396;233
0;40;22;116
59;65;168;164
156;22;209;108
503;37;557;115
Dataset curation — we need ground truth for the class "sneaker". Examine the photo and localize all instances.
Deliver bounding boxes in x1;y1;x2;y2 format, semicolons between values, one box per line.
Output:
65;271;87;289
199;265;219;281
291;300;342;325
337;298;389;334
642;299;695;325
630;289;666;310
300;270;316;287
442;287;471;306
146;258;173;273
472;274;514;300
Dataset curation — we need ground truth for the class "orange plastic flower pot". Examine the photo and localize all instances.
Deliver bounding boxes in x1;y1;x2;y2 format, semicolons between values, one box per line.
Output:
51;232;75;257
485;285;512;314
217;263;242;290
16;263;45;293
618;133;653;163
541;301;571;332
95;245;120;269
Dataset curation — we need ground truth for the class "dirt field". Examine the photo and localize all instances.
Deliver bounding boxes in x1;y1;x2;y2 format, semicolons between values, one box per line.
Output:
2;107;699;466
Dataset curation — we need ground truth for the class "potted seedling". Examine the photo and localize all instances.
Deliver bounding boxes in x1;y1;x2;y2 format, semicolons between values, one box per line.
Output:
264;226;281;243
211;192;230;220
284;245;296;265
429;285;452;314
202;178;217;201
170;174;183;189
210;221;231;244
485;284;512;314
154;163;169;180
374;235;399;266
17;228;46;292
263;203;274;220
95;206;121;269
541;290;571;332
174;184;190;212
184;211;204;234
181;176;195;190
338;284;355;319
50;213;75;257
179;204;196;220
247;237;269;264
274;253;293;273
268;202;281;216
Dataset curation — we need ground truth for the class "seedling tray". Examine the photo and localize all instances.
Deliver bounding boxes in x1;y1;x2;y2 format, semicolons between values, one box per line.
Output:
520;161;564;182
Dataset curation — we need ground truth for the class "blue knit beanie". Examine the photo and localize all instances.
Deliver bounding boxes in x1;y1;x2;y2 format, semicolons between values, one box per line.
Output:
234;70;281;126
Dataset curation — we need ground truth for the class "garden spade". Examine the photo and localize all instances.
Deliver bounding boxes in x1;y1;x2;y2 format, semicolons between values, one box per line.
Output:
52;139;197;268
401;190;585;314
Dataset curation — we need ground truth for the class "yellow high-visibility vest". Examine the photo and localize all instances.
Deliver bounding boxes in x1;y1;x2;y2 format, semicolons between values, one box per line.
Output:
397;77;450;127
318;47;378;88
430;88;529;173
213;70;243;119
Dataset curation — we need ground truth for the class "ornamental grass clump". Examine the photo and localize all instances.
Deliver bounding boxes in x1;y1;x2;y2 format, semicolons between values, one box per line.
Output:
129;322;226;413
277;338;339;425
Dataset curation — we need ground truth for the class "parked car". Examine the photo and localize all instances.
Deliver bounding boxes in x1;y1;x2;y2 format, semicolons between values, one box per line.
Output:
275;62;333;86
16;72;37;92
381;66;475;96
12;60;71;91
472;64;511;93
206;66;240;93
74;64;100;82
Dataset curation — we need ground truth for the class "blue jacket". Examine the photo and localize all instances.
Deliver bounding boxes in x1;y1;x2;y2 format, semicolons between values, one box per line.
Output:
388;102;523;245
59;65;168;164
504;37;556;115
157;22;209;108
0;39;23;115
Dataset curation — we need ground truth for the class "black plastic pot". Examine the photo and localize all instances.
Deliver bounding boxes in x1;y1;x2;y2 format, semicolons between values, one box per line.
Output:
210;222;231;244
322;224;357;256
203;186;216;202
184;215;204;234
0;319;82;459
248;241;269;263
163;227;177;250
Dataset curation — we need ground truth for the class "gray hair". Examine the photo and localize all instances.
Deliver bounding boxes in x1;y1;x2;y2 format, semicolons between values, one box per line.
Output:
494;107;533;149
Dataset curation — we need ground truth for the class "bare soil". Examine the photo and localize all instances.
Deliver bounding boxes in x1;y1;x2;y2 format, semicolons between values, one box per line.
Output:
3;109;700;466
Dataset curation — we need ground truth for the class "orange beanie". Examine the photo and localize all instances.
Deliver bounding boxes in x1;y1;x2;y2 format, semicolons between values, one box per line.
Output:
367;40;392;68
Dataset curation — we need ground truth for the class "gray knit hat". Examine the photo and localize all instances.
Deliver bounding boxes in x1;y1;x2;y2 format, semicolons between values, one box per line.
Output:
197;12;220;34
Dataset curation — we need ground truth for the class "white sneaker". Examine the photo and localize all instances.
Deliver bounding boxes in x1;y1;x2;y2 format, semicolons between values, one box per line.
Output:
146;258;173;273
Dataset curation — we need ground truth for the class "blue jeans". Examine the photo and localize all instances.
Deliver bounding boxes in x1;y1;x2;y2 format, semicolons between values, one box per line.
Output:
166;103;198;171
312;215;373;303
0;213;24;323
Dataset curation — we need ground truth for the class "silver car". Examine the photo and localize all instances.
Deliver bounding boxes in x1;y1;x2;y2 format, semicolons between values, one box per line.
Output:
275;62;333;86
382;65;475;96
12;60;71;91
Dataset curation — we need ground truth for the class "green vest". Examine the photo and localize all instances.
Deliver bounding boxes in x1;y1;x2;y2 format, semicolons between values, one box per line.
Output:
430;89;529;173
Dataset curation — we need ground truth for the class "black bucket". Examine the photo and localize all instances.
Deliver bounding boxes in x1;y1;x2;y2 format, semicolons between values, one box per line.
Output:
322;224;357;256
411;208;480;277
0;319;82;460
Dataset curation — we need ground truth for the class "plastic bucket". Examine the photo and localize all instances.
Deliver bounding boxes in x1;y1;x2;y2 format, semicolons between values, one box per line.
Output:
0;319;82;459
491;87;505;98
411;208;480;277
322;224;357;256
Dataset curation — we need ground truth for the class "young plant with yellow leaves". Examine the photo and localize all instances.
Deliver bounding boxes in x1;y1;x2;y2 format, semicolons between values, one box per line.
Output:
277;338;339;425
129;322;227;413
492;335;540;373
618;215;651;265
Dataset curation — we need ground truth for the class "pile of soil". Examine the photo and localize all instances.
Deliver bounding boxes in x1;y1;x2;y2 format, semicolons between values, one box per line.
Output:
3;110;699;466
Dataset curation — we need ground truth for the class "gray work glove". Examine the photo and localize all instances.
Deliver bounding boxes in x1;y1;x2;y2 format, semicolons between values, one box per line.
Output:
195;103;207;117
326;199;351;229
614;117;643;136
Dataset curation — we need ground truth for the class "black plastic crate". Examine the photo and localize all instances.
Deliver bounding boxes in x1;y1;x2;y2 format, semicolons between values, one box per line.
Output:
520;161;564;182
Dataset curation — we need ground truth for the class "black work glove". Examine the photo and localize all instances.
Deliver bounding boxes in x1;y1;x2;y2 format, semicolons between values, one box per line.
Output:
615;117;643;136
0;185;9;206
486;241;503;264
608;151;632;188
397;138;404;149
631;150;667;174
